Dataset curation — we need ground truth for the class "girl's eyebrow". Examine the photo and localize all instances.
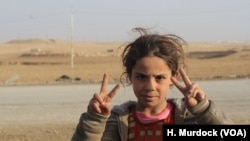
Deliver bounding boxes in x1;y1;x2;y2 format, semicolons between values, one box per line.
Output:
134;72;168;76
154;74;169;78
134;72;146;75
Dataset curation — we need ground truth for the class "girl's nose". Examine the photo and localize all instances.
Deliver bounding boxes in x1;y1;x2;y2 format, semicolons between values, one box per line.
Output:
144;78;155;91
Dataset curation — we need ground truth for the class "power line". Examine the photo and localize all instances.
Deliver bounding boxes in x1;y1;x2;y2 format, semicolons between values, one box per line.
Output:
70;9;74;69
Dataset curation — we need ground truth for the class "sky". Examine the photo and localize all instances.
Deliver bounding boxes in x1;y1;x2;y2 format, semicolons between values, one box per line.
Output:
0;0;250;43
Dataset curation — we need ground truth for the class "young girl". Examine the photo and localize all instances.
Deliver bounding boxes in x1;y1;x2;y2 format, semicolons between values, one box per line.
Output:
71;27;233;141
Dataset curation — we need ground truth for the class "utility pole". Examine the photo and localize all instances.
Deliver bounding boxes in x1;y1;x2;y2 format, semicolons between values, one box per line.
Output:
70;8;74;69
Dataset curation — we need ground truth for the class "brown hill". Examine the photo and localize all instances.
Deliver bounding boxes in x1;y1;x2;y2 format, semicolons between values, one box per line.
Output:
0;39;250;85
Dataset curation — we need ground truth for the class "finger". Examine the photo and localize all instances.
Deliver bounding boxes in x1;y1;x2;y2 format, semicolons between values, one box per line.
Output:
89;95;102;113
186;87;198;99
93;93;104;104
186;83;205;102
99;73;108;95
186;97;198;108
92;101;101;113
171;77;185;93
192;88;199;97
106;83;121;102
179;68;192;87
187;83;198;94
185;83;198;98
194;89;206;102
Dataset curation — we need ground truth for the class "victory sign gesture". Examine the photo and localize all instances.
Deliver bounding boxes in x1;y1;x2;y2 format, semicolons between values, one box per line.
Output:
89;73;121;115
171;68;206;107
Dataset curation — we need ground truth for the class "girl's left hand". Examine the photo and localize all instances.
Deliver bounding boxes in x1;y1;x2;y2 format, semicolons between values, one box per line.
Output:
171;68;205;107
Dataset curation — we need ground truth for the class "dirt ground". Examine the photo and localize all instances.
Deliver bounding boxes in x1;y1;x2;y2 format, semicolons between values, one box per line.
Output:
1;40;250;85
1;123;75;141
0;39;250;141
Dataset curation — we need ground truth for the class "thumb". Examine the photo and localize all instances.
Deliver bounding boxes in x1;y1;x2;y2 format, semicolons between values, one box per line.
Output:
186;97;198;108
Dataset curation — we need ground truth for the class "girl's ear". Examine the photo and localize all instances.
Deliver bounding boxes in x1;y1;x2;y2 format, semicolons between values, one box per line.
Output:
172;70;180;79
170;71;180;86
174;71;181;79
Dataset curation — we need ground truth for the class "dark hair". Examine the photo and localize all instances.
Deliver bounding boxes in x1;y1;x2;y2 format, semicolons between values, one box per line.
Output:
121;27;186;85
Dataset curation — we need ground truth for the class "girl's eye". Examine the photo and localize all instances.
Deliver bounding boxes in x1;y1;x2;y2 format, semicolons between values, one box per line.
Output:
155;75;165;81
136;75;146;80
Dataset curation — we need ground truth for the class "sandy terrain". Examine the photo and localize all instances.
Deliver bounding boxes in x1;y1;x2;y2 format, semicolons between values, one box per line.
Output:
0;39;250;141
0;39;250;85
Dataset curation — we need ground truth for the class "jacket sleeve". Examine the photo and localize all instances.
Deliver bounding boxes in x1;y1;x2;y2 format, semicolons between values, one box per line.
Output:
71;107;109;141
188;97;234;124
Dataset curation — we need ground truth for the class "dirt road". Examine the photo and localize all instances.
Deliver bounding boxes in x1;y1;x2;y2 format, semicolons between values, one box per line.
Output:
0;79;249;141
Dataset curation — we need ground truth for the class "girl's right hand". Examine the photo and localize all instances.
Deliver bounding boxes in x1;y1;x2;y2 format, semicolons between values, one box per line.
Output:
88;73;121;115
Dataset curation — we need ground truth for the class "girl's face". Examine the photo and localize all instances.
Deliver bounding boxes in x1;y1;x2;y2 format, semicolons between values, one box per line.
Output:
130;56;174;113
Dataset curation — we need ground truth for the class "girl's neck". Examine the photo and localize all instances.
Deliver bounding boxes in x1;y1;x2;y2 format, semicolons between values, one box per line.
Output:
136;101;168;116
